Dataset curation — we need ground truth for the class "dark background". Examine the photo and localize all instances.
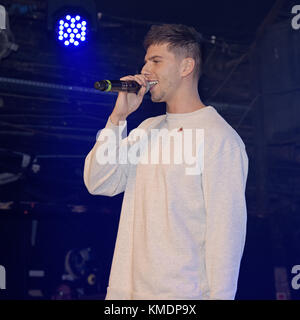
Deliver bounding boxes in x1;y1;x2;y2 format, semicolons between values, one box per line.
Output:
0;0;300;299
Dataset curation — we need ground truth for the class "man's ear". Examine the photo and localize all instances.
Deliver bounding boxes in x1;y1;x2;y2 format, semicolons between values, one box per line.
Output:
180;58;195;77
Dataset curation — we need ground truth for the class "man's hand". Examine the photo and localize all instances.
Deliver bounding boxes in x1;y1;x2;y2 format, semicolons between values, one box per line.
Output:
110;74;148;125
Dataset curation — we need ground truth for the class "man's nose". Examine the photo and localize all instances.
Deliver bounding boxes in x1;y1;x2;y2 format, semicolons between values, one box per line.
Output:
141;63;150;76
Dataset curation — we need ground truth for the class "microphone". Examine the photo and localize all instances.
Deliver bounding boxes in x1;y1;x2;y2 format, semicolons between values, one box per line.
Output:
94;80;158;93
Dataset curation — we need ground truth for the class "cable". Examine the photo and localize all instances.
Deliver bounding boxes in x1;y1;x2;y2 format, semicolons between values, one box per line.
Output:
208;52;248;100
202;45;217;72
235;94;260;130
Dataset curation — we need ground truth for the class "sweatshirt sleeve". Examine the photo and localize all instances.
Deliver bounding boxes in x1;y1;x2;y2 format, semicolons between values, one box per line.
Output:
202;144;248;299
83;116;130;197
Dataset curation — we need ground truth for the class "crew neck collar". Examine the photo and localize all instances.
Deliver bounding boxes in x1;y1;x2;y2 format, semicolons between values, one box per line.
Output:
166;106;213;119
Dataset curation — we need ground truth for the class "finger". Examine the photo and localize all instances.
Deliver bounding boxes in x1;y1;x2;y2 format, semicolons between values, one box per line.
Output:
120;75;147;96
120;75;147;88
120;75;145;92
133;74;148;88
120;75;135;81
137;85;147;98
128;75;146;89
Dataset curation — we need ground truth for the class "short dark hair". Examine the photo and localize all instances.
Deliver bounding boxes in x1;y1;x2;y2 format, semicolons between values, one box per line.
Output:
143;24;203;80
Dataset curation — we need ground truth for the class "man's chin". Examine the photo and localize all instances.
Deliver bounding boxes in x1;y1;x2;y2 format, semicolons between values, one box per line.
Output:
150;94;162;103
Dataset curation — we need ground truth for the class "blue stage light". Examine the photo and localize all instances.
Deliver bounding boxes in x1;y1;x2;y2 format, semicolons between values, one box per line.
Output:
56;14;88;47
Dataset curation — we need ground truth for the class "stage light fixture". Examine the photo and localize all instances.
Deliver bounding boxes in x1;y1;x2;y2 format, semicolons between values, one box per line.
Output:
55;14;88;47
47;0;97;48
0;5;18;60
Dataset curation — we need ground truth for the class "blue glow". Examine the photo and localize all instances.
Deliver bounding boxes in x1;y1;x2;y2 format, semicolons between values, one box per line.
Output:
56;14;88;47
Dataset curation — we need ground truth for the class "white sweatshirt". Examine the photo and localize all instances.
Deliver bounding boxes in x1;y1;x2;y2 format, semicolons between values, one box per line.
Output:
84;106;248;300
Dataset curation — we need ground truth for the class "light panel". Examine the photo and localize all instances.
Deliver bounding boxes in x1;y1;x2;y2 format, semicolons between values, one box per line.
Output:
56;14;87;47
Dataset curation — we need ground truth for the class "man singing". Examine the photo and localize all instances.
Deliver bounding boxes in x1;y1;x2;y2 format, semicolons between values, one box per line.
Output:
84;24;248;300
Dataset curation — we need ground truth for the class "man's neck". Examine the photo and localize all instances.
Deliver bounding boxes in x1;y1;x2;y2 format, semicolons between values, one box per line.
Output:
166;96;206;114
165;81;206;114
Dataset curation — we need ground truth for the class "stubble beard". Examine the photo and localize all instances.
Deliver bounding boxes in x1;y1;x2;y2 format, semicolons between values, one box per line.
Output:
150;87;166;103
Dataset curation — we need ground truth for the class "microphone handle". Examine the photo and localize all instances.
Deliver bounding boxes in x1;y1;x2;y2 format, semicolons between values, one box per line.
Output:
94;80;142;93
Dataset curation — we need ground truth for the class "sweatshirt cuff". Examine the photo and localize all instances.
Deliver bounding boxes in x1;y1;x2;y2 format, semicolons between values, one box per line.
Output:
107;116;127;129
96;116;127;141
